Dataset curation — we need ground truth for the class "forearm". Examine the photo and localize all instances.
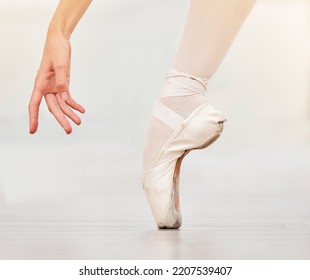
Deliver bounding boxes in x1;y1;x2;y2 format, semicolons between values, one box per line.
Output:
48;0;93;39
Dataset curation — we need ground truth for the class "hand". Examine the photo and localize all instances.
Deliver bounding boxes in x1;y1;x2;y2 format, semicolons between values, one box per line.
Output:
28;32;85;134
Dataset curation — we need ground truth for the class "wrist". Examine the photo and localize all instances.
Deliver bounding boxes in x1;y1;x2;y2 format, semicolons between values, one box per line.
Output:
47;22;72;40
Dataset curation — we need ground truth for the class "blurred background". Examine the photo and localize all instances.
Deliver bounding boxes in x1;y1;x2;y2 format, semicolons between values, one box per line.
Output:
0;0;309;259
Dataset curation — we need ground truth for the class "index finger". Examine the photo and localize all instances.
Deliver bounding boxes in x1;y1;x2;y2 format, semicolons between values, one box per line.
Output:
28;88;43;134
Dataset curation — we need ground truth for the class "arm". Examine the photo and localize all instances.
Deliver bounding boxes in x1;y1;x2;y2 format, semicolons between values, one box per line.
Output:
28;0;93;134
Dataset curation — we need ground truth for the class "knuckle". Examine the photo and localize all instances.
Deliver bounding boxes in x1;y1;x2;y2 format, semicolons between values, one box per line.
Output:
55;63;66;70
28;102;36;110
56;80;67;88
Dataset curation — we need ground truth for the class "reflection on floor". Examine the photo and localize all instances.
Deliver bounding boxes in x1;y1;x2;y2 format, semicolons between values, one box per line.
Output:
0;187;310;259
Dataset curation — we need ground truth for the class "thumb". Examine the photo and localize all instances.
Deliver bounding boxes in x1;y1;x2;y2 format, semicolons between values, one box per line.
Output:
55;65;70;101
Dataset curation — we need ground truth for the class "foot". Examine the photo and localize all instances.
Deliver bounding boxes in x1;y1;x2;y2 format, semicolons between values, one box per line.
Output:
142;68;227;229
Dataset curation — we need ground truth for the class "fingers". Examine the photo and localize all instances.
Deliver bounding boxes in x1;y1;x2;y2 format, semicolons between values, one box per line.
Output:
44;93;72;134
65;96;86;114
54;61;85;114
28;88;43;134
54;64;70;101
55;93;82;125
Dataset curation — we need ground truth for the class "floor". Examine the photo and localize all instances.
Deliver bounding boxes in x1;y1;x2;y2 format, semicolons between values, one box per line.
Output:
0;0;310;259
1;196;309;259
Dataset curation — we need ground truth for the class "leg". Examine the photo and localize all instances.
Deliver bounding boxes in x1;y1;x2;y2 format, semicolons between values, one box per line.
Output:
143;0;257;172
172;0;257;78
142;0;257;228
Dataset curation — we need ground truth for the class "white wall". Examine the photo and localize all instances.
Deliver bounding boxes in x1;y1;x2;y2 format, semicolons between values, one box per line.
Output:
0;0;309;204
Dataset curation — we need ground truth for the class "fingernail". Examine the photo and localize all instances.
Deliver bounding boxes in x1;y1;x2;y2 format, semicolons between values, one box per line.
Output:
60;92;68;100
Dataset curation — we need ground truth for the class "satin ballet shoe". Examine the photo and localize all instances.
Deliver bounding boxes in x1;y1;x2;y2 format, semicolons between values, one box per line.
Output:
142;101;226;229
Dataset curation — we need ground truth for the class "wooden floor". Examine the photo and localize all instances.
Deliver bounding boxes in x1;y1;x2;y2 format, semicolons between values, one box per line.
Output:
0;193;309;259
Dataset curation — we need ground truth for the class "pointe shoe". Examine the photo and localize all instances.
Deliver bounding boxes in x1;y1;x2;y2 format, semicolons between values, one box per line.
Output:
142;70;227;229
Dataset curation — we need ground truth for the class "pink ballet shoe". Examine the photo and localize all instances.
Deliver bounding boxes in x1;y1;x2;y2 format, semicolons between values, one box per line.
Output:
142;69;227;229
